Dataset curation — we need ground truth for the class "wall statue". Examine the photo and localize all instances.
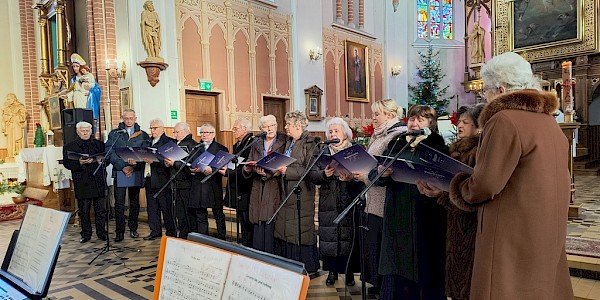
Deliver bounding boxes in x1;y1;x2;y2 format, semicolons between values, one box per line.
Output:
2;93;27;157
469;22;486;65
59;53;102;119
141;1;163;62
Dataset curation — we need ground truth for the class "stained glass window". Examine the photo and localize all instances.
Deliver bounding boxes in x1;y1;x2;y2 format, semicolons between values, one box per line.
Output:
417;0;453;39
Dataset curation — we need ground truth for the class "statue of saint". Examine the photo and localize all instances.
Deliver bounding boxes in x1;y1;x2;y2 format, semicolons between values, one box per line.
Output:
469;23;486;65
59;53;102;119
2;93;26;157
141;1;163;62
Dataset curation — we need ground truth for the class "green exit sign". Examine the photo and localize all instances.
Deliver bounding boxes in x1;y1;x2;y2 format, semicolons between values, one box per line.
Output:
199;79;213;91
170;110;178;120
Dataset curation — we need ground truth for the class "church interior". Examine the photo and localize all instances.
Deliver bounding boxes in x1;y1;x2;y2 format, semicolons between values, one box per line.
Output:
1;0;600;299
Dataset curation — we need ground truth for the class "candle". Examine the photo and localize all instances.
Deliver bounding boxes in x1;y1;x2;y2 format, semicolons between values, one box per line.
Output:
561;61;573;115
105;59;110;70
114;59;118;68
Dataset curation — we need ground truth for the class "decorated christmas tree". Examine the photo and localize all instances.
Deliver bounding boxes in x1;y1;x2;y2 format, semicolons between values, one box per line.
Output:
408;42;454;117
34;123;45;147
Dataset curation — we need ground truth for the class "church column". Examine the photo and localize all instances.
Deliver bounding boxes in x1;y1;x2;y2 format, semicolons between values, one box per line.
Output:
269;13;277;95
347;0;355;28
358;0;364;29
225;1;235;128
248;8;258;118
336;0;343;24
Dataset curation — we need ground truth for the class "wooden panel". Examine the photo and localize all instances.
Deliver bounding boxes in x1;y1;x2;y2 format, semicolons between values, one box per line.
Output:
263;97;286;132
310;131;326;141
0;149;7;160
185;92;218;140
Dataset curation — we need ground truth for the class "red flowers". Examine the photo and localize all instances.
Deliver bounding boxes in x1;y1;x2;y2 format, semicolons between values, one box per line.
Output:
362;124;374;137
449;111;459;126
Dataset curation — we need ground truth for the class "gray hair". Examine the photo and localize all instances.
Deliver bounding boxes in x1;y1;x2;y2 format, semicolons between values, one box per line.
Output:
200;123;216;132
481;52;541;92
325;117;353;141
235;117;251;130
76;121;93;129
258;115;277;129
122;108;136;118
284;111;309;130
149;118;164;127
174;122;190;133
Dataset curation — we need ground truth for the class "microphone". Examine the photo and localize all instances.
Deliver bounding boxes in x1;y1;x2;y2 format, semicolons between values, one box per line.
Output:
400;128;432;137
192;143;205;150
253;132;268;138
113;128;127;134
320;138;340;145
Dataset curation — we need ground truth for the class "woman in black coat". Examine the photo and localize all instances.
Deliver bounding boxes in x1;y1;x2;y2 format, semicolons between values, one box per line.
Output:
63;121;107;243
375;105;448;300
313;117;364;286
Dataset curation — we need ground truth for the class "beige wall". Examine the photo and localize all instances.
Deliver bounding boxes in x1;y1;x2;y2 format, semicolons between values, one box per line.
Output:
0;0;25;150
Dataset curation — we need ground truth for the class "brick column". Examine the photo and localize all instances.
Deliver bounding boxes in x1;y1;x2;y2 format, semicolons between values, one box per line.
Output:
336;0;343;24
358;0;364;29
347;0;355;28
19;2;41;147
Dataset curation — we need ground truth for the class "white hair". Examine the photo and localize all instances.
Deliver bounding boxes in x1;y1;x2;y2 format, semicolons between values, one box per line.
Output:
259;115;277;129
481;52;541;92
122;108;136;118
325;117;353;141
201;123;216;132
285;111;309;130
76;121;93;129
149;118;164;127
174;122;191;133
235;117;251;130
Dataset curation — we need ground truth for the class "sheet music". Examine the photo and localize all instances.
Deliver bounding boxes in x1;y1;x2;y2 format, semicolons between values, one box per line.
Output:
158;239;232;300
7;205;69;294
222;255;303;300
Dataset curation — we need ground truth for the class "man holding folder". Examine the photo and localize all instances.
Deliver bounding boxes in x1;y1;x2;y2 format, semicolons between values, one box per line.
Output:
106;109;150;242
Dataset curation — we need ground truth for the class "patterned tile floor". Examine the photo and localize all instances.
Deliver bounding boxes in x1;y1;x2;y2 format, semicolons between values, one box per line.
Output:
0;175;597;299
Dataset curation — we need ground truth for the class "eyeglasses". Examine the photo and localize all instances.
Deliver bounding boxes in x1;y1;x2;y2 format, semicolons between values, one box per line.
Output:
150;126;162;130
261;124;277;130
232;127;239;131
200;131;215;134
173;130;181;134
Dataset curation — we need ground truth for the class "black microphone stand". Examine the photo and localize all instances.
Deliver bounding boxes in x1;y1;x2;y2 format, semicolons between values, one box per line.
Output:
154;143;205;237
333;135;417;299
89;131;125;265
267;142;327;261
202;135;261;243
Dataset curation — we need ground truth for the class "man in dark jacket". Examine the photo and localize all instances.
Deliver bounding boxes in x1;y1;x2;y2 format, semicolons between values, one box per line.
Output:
220;118;254;245
106;109;150;242
189;124;228;240
63;121;107;243
164;122;197;239
143;118;176;240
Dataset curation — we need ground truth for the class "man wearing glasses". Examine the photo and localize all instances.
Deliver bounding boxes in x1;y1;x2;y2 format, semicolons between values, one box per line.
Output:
189;124;228;240
106;109;150;242
142;119;176;240
164;122;198;239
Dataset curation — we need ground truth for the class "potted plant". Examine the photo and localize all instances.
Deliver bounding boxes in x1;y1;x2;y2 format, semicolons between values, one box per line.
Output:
0;181;27;204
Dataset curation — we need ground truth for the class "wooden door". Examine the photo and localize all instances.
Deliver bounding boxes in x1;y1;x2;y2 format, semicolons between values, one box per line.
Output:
185;92;219;141
263;97;287;132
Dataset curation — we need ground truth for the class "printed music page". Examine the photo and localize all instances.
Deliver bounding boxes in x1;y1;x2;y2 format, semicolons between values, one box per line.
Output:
158;238;232;300
7;205;69;293
222;255;304;300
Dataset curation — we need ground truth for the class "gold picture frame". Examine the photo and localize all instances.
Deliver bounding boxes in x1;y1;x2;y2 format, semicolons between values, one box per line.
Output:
495;0;598;61
120;87;131;116
345;41;369;102
48;96;62;130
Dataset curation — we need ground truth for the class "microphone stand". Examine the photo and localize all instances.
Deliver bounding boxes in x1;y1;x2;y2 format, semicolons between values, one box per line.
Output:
333;135;417;300
89;131;125;265
202;136;261;243
267;142;328;261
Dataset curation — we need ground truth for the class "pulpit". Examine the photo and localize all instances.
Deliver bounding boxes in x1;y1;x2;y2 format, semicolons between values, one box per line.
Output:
560;123;580;218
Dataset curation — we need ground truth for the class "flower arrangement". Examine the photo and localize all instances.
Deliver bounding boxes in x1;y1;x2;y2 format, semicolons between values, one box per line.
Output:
448;111;460;143
353;124;374;149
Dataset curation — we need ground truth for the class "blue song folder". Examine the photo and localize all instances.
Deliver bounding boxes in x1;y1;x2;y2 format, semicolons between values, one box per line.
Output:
328;144;377;174
255;152;297;171
209;150;235;170
190;151;215;170
156;141;189;161
115;147;159;162
376;155;455;191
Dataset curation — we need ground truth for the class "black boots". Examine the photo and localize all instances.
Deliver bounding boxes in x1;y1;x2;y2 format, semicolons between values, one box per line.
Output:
325;271;338;286
345;272;355;286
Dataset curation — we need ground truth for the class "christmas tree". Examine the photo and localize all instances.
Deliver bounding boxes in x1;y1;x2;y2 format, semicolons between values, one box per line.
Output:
34;123;45;147
408;42;454;117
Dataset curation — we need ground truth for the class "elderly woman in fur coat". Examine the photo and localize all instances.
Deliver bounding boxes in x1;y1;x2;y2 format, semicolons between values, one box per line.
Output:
416;104;485;300
449;52;573;299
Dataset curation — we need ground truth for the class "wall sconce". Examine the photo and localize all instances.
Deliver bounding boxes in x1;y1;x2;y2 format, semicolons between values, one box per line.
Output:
105;59;126;79
309;47;322;61
391;65;402;77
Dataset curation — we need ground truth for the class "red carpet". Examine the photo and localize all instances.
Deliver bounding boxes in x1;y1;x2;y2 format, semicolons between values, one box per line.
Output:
0;200;43;222
566;236;600;259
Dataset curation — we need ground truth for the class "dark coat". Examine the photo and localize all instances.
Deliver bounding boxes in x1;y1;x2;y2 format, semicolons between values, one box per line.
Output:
274;131;321;245
170;134;198;189
244;132;288;224
63;137;106;199
106;122;150;177
224;133;254;210
147;133;175;189
449;90;572;299
189;141;228;208
376;131;448;287
437;135;479;300
313;144;364;258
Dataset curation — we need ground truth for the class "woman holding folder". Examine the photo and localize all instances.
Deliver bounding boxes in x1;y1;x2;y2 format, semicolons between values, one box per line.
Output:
243;115;288;254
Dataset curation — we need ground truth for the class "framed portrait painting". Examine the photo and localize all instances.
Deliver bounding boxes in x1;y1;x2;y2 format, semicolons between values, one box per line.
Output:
48;96;62;130
120;87;131;116
345;41;369;102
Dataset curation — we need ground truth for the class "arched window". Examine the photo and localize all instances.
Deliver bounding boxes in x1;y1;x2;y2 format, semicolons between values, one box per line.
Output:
417;0;453;39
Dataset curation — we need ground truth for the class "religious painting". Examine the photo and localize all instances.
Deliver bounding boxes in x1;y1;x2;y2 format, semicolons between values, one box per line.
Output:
309;97;318;115
48;96;62;130
345;41;369;102
512;0;581;50
120;87;131;116
495;0;597;61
